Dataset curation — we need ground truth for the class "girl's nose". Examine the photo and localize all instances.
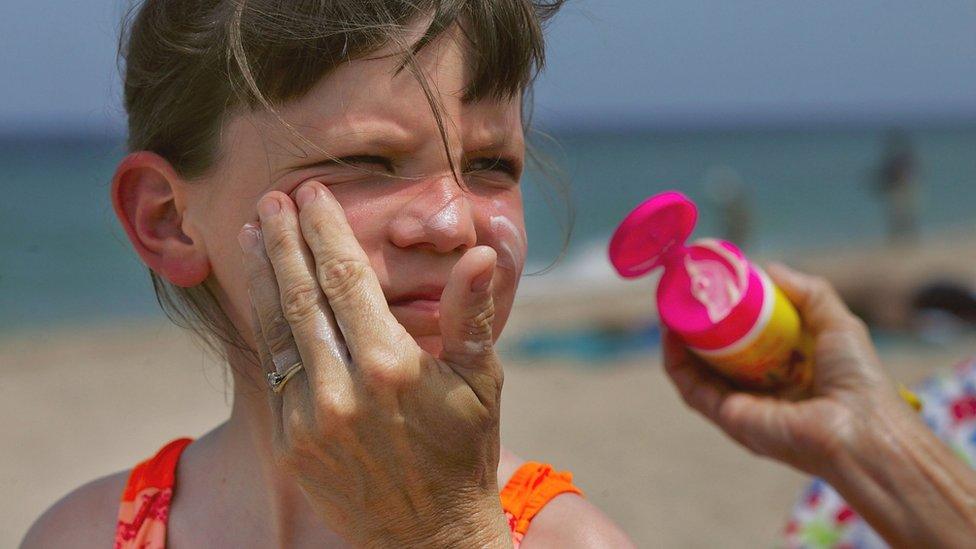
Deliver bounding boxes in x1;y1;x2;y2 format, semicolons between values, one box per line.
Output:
388;175;478;254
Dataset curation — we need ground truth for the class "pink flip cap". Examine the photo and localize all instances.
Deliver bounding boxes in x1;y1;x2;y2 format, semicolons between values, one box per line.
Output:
608;191;697;278
609;191;764;350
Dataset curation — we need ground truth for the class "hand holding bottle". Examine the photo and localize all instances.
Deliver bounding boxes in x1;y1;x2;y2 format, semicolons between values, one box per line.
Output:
664;262;976;547
661;262;902;475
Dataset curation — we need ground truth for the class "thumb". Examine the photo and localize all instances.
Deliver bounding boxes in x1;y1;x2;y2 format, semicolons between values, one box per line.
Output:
439;245;499;365
439;246;502;405
767;262;889;394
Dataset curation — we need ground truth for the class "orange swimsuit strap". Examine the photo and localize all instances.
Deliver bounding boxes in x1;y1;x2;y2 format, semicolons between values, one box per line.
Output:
501;461;584;546
115;438;192;549
115;439;583;548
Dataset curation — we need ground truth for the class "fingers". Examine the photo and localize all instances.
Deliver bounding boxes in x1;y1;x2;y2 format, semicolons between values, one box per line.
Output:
438;246;502;406
239;223;302;376
765;262;865;336
662;330;732;424
440;246;497;360
662;330;784;454
293;181;410;367
247;301;285;439
255;193;351;392
239;222;304;444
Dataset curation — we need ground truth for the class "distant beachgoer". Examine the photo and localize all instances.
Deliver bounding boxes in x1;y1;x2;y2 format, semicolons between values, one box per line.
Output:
664;264;976;548
872;130;919;242
705;166;753;249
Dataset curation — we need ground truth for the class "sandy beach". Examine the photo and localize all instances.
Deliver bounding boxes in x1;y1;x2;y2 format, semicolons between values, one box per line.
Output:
3;315;974;548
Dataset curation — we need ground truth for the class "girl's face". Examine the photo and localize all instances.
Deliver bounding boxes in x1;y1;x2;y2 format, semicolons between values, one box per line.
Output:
183;32;527;357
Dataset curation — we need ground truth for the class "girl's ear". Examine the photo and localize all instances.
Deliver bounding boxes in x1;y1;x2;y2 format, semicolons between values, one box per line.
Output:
111;152;211;287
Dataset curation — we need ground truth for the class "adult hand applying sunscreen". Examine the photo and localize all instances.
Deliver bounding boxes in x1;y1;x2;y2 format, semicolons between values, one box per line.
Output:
665;263;976;548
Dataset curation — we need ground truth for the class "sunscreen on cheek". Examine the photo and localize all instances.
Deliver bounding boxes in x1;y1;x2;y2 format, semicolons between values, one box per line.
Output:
608;191;813;390
489;214;526;273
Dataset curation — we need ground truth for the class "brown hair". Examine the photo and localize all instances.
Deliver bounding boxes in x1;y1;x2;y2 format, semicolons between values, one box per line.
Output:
118;0;570;361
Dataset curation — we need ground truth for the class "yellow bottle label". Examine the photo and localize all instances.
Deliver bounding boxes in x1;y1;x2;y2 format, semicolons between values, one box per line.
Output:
688;271;920;404
693;275;813;389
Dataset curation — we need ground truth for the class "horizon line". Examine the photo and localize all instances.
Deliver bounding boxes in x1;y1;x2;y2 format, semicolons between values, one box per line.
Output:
3;109;976;140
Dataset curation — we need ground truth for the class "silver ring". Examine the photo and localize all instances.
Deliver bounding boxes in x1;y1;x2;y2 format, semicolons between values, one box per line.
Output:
267;361;304;394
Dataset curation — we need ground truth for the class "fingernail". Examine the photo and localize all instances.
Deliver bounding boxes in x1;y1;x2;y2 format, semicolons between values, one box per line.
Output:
470;267;493;292
295;183;318;209
258;196;281;218
238;223;262;252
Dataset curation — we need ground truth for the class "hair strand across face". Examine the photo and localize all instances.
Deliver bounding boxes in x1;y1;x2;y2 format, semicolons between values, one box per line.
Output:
119;0;568;362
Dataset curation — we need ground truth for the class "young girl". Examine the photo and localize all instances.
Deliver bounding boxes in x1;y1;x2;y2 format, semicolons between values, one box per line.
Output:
21;0;632;546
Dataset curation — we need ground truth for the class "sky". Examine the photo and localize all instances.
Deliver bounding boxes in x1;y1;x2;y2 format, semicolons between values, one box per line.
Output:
3;1;976;133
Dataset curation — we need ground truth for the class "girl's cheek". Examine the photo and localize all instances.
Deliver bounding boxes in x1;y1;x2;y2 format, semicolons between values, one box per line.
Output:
487;199;527;275
333;190;386;232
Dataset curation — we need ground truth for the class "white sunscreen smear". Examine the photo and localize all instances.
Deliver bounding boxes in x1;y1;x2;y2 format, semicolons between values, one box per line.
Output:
684;240;748;324
464;340;489;354
489;214;526;272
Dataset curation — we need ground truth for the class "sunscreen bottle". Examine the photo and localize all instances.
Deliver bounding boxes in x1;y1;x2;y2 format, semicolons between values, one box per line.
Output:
609;191;813;390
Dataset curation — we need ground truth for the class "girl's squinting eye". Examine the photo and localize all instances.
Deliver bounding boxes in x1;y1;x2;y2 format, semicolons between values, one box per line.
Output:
339;155;395;172
463;156;520;178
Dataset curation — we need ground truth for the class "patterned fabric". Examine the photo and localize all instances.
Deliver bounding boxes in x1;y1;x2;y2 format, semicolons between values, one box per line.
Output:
114;438;192;549
115;440;582;548
783;357;976;548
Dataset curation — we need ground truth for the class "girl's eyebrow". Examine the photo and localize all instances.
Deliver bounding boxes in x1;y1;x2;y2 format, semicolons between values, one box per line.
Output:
269;118;417;177
268;112;522;178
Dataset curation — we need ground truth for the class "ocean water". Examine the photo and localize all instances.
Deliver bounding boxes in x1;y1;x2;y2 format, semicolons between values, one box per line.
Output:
2;126;975;332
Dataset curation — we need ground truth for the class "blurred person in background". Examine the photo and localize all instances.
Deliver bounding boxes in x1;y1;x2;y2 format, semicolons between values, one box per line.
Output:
705;166;753;250
872;130;919;243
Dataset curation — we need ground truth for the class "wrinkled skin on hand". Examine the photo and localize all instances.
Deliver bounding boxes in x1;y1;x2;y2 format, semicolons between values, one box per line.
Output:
663;262;906;478
240;183;511;548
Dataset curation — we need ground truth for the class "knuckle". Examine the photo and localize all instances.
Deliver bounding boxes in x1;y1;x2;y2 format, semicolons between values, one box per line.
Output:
284;408;306;438
716;402;740;428
805;277;837;311
390;325;417;351
716;399;751;436
317;256;369;303
361;355;417;390
360;330;422;389
282;408;314;453
844;315;870;336
314;395;360;438
809;276;833;296
281;281;322;325
461;302;496;341
359;347;399;372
